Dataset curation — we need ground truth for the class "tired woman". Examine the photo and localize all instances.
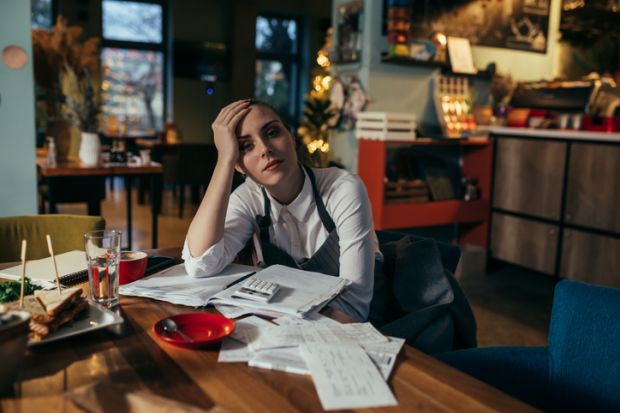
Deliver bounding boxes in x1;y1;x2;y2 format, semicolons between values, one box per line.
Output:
183;99;380;323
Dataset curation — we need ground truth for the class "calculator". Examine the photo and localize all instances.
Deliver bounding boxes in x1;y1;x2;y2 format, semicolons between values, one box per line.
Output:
232;278;280;303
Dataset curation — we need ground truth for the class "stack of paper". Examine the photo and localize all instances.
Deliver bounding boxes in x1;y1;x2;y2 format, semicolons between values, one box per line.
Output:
218;314;403;410
208;265;349;318
119;264;256;307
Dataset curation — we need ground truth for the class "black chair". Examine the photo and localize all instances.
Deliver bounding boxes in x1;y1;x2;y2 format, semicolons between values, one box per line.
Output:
369;230;477;354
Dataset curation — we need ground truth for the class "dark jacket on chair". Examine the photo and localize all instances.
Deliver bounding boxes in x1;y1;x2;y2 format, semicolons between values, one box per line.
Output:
369;231;477;354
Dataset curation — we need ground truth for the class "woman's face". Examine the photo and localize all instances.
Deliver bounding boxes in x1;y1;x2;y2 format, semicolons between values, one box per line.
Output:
235;105;299;189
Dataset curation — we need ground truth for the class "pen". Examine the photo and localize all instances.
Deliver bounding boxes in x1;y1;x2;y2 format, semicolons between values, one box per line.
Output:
224;271;256;289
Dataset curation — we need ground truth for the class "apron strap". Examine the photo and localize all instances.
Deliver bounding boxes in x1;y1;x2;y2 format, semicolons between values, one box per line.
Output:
302;165;336;233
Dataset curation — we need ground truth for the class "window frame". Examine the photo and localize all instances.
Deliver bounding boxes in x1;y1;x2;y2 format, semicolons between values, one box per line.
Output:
100;0;169;133
255;12;304;128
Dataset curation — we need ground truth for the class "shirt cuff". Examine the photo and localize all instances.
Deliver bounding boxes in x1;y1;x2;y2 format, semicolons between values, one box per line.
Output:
181;239;228;277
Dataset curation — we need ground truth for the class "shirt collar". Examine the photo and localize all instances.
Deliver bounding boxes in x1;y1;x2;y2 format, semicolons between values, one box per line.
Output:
265;166;314;223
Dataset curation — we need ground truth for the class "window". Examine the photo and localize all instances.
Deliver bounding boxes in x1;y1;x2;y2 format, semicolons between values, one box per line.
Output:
255;15;302;126
101;0;167;134
31;0;53;29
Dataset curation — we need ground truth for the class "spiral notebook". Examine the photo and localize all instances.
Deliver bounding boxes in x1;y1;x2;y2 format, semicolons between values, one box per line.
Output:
0;250;88;286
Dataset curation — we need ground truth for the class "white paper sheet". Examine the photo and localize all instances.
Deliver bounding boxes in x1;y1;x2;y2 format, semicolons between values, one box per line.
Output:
119;263;256;307
248;347;310;375
362;336;406;379
218;337;252;362
254;322;387;351
214;304;254;319
299;344;397;410
229;316;274;343
209;265;348;317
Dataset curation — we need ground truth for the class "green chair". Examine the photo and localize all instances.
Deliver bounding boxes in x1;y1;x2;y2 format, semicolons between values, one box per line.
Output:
0;215;105;262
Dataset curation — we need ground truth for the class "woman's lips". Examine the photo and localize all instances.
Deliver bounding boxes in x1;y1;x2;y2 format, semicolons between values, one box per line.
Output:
263;160;283;171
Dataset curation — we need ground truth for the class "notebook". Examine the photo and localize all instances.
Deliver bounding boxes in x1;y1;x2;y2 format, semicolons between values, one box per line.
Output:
0;250;88;286
208;264;349;318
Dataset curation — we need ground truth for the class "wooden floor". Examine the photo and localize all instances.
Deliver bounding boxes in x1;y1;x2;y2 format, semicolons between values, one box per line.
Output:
55;178;552;348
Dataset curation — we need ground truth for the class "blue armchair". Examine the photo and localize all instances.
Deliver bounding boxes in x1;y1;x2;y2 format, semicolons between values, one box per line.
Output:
436;280;620;412
369;230;477;353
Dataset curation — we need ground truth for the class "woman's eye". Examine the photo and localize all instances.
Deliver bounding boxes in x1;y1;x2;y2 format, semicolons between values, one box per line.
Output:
239;142;253;152
266;128;280;138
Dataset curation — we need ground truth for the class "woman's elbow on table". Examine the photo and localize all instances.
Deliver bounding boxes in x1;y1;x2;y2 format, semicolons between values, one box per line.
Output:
183;259;227;278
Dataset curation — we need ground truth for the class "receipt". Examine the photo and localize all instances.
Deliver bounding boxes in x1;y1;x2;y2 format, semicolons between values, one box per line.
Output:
299;343;397;410
255;322;387;351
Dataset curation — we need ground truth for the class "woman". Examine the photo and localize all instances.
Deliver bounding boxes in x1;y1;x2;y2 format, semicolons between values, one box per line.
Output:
183;99;380;323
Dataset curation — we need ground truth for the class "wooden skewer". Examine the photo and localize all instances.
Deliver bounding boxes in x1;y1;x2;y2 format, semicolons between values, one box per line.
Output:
19;240;27;308
46;234;63;296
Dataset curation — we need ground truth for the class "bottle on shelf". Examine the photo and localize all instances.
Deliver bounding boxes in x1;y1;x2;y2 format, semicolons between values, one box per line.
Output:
46;137;57;167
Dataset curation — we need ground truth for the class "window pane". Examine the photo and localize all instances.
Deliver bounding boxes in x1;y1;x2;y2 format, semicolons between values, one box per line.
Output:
256;16;297;53
102;0;162;43
255;59;292;120
31;0;52;29
101;48;164;133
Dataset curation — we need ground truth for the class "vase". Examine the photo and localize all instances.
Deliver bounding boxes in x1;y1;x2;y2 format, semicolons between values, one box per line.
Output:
78;131;101;166
45;118;72;161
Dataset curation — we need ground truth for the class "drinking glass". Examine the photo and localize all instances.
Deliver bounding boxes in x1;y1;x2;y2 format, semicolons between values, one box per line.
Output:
84;230;121;307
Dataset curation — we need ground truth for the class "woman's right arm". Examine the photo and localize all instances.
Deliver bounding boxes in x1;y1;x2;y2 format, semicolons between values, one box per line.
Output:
186;99;250;257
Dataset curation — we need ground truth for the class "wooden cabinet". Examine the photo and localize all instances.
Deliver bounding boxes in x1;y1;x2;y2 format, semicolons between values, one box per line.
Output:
358;139;493;247
491;213;558;275
561;229;620;288
565;143;620;232
490;132;620;287
493;138;566;220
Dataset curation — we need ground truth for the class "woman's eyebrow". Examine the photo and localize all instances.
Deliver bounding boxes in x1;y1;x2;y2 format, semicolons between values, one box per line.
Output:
260;120;279;132
238;119;279;140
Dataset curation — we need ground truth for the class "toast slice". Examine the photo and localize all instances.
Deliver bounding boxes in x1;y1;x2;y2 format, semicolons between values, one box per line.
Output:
1;287;88;341
34;287;83;316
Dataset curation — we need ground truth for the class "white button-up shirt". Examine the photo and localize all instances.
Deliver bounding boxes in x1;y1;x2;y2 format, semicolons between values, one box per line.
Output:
182;166;379;321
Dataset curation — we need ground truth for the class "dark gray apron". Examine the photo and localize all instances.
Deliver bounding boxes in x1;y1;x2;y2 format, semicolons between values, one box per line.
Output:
255;165;340;276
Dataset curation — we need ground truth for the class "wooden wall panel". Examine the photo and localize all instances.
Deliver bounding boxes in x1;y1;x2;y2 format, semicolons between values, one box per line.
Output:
561;229;620;288
493;138;566;219
566;143;620;232
491;213;558;275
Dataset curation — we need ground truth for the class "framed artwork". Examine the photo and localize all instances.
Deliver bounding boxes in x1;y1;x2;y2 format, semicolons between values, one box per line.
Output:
400;0;551;54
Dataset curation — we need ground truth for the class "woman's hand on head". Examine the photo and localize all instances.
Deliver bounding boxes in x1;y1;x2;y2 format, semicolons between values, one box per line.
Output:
212;99;251;165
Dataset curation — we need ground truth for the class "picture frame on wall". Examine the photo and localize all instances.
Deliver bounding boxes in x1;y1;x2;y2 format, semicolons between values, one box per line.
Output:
405;0;550;54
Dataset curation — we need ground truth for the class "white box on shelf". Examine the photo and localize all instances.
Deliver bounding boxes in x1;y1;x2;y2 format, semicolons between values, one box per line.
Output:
355;112;417;141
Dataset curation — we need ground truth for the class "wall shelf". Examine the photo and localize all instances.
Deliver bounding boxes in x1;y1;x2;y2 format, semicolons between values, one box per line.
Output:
380;53;493;80
358;138;493;247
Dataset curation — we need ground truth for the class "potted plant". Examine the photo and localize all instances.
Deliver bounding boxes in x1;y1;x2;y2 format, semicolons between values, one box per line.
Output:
32;16;100;161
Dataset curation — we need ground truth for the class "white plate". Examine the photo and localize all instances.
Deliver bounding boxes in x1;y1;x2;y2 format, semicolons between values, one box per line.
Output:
28;302;124;347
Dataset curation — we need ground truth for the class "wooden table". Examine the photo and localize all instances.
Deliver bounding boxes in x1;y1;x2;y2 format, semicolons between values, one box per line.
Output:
37;158;163;249
0;250;539;412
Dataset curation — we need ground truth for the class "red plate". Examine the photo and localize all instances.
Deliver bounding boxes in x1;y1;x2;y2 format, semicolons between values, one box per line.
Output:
153;313;235;349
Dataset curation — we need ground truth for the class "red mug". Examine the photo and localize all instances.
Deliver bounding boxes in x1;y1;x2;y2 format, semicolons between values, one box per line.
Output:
119;251;148;285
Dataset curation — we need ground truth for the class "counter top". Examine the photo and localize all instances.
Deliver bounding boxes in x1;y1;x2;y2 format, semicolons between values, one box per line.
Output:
479;126;620;142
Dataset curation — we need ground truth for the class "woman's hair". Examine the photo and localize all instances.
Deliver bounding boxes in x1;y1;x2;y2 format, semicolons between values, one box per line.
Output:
247;99;290;130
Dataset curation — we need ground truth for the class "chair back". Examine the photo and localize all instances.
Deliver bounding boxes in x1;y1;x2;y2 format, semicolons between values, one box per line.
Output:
375;230;460;273
371;230;476;353
548;280;620;412
0;215;105;261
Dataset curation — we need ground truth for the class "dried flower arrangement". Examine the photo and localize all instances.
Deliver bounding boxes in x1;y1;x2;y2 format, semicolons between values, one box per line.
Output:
32;16;101;132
